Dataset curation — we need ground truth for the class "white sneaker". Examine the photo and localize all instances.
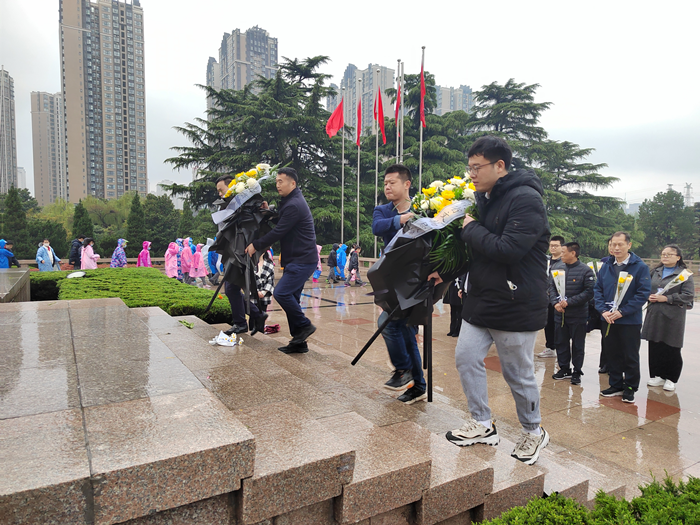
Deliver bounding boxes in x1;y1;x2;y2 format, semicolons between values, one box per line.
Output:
511;427;549;465
537;348;557;358
446;418;499;447
663;379;676;391
647;377;665;387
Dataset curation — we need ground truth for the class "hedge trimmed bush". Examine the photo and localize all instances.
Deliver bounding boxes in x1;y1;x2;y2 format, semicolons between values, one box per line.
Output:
484;476;700;524
30;268;231;323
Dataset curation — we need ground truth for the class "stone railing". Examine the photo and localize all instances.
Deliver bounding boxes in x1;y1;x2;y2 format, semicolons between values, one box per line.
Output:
0;268;30;303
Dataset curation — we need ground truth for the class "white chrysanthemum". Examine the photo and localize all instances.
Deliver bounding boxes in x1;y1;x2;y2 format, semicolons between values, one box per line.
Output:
463;188;475;201
256;163;271;173
421;201;429;210
429;180;444;188
235;182;246;194
444;184;455;191
246;178;259;189
429;197;442;210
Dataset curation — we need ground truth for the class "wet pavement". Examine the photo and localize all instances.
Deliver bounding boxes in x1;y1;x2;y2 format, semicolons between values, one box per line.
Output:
269;279;700;482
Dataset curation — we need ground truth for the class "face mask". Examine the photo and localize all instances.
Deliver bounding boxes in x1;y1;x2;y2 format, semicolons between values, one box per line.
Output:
44;243;49;247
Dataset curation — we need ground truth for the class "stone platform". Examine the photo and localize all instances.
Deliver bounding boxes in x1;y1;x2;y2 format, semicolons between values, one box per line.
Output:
0;293;663;525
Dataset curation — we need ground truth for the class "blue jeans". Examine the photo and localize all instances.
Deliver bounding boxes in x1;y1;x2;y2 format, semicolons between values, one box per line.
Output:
274;263;316;337
379;311;426;391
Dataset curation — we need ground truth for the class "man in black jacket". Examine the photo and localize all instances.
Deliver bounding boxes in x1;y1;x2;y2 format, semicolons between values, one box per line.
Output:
246;168;318;353
549;242;595;384
435;136;551;466
326;243;339;283
69;235;85;269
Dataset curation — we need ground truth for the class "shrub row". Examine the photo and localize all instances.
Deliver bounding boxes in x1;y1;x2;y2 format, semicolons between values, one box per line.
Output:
30;268;231;323
484;476;700;524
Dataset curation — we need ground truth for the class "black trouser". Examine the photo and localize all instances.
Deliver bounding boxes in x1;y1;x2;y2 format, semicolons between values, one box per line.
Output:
327;267;337;282
604;323;641;391
599;330;608;369
648;341;683;383
449;304;462;335
544;304;556;350
554;319;587;373
225;282;263;326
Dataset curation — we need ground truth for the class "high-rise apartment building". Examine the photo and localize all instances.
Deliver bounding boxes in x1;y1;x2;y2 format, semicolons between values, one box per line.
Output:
60;0;148;203
0;66;18;193
326;63;395;136
16;167;27;190
434;85;474;116
206;26;278;107
31;92;68;206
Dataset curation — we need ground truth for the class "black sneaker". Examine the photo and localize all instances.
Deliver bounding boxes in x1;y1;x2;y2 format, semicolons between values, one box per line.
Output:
552;369;572;380
278;342;309;354
571;371;582;385
598;365;608;374
290;323;317;345
384;370;414;391
600;387;624;397
224;323;248;336
622;387;635;403
397;386;427;405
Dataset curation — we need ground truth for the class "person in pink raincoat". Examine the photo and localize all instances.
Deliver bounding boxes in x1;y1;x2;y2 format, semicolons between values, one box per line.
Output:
190;243;208;286
80;238;100;270
164;242;179;278
137;241;152;267
181;237;194;284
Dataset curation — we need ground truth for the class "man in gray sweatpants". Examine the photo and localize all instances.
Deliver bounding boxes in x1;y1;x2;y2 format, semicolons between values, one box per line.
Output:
430;136;551;465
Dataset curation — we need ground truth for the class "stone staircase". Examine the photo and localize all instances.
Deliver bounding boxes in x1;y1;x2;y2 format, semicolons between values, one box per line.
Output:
0;299;645;525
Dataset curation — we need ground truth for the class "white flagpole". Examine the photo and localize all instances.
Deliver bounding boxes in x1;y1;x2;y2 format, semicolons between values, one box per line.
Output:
341;87;345;245
418;47;425;191
374;68;379;259
357;78;361;247
396;59;400;163
400;61;405;164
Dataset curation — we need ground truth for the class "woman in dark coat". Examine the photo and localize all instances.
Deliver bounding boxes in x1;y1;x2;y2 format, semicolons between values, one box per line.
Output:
642;245;694;392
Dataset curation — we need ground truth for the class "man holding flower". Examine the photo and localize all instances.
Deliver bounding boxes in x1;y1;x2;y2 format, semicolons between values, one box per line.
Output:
594;231;650;403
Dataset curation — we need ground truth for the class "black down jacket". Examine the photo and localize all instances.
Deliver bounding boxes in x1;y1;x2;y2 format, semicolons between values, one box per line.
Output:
460;169;551;332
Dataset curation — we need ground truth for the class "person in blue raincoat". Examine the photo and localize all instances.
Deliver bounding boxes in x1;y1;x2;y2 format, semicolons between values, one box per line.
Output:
336;243;347;280
36;239;61;271
0;239;16;269
110;238;128;268
175;238;184;281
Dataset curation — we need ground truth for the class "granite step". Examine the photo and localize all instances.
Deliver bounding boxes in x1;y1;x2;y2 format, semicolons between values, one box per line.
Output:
319;412;432;524
234;401;356;525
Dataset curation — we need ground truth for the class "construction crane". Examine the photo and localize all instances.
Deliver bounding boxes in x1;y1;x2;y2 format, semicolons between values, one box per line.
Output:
684;183;693;207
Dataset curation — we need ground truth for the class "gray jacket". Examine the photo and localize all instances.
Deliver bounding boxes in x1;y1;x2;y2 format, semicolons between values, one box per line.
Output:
641;266;694;348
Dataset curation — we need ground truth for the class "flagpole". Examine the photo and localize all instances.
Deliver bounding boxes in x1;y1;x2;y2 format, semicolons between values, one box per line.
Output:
357;78;361;247
400;61;405;163
341;87;345;245
418;47;425;190
374;68;379;259
396;59;400;163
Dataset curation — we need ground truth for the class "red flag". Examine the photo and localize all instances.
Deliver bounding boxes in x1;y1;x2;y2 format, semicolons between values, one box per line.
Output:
394;79;401;132
420;62;426;128
356;98;362;147
374;86;386;145
325;97;344;138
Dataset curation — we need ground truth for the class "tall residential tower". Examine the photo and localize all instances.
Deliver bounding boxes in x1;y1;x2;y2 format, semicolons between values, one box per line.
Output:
60;0;148;202
31;92;68;206
0;66;18;193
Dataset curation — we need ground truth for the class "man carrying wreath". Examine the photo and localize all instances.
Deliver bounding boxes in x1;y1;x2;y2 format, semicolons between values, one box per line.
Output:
430;136;551;465
594;232;650;403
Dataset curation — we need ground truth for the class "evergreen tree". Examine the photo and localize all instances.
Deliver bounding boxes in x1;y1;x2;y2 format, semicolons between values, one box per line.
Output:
72;199;94;240
0;186;30;257
26;219;69;261
126;193;147;257
0;188;41;216
143;194;179;255
177;201;195;239
192;207;217;245
638;189;696;257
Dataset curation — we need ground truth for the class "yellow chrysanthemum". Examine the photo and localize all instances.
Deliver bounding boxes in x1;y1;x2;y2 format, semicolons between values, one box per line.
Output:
246;169;257;177
422;187;437;197
468;182;476;191
441;190;455;200
228;180;235;188
618;276;626;284
452;176;462;181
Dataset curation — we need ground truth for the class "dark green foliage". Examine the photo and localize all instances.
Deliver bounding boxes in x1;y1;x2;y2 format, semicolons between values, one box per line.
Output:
637;189;696;258
26;219;69;260
30;268;231;323
126;193;147;257
485;493;589;524
142;194;179;255
0;186;29;256
0;187;41;216
191;207;217;246
177;201;195;239
72;199;94;240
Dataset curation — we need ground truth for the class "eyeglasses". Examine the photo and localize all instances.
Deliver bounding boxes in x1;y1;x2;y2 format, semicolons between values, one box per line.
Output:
660;253;679;258
467;161;496;175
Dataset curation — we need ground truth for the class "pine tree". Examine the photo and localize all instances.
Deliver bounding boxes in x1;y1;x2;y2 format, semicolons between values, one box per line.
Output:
143;194;179;255
126;193;146;257
177;201;195;239
72;199;94;240
1;186;30;257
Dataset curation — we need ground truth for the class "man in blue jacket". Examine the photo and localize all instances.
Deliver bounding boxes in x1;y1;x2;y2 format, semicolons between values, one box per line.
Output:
246;168;318;353
372;164;427;404
594;231;650;403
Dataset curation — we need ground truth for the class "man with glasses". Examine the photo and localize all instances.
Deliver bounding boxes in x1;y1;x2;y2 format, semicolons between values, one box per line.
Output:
594;232;650;403
430;136;551;465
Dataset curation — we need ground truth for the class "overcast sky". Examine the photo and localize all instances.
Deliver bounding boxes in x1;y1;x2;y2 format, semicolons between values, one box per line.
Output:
2;0;698;204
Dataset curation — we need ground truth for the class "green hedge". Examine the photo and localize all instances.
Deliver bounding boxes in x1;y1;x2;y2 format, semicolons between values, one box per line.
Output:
483;476;700;524
30;268;231;323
